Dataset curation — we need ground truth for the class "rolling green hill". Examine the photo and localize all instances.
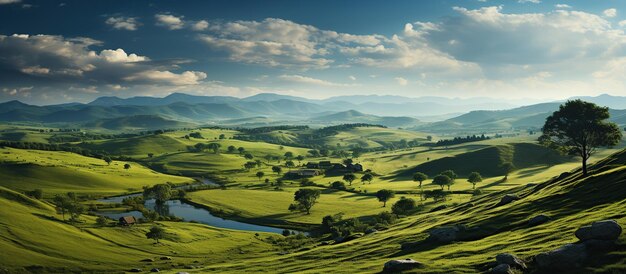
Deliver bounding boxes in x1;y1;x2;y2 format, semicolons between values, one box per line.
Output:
84;115;195;130
312;110;422;128
393;142;571;178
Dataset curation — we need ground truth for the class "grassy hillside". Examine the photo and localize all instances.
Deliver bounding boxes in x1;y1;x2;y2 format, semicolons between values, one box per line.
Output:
394;142;571;178
84;114;195;130
0;186;276;273
193;148;626;273
78;134;190;157
0;147;192;196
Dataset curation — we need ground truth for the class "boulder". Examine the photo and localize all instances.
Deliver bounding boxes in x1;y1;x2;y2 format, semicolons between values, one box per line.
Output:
495;253;526;270
575;220;622;241
383;258;423;272
428;225;463;243
535;243;587;270
490;264;513;274
129;269;142;273
583;239;617;252
496;194;519;207
160;256;172;261
140;258;155;262
528;214;551;226
150;268;160;273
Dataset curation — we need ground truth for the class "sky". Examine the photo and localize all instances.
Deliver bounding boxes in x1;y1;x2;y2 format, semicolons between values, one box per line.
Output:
1;0;626;105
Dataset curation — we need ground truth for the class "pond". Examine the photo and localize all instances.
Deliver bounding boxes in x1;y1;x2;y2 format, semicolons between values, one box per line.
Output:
97;178;295;234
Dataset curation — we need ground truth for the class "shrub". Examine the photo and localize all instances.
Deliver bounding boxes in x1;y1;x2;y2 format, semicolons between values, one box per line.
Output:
391;197;417;215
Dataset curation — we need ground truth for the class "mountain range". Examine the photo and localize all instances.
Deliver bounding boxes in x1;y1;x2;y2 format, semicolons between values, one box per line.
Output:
1;93;626;131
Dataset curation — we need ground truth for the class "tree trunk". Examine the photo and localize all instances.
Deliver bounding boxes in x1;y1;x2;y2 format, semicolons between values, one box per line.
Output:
582;156;588;177
383;201;386;207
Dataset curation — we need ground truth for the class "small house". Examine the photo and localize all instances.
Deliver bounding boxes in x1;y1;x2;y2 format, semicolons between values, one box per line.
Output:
119;216;137;226
285;169;321;179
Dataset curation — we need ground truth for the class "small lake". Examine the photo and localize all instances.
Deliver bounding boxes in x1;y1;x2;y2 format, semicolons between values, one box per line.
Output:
97;178;294;234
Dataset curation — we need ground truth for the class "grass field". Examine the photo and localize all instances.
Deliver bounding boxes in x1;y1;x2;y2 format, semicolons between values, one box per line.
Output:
0;147;193;197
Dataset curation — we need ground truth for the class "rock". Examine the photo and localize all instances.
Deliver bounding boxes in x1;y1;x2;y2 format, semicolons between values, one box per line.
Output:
333;236;345;243
319;241;331;246
383;258;423;272
365;228;377;234
129;269;142;273
160;256;172;260
344;233;364;242
535;243;587;270
575;220;622;241
583;239;617;252
496;194;519;207
528;214;551;226
490;264;513;274
428;225;463;243
495;253;526;270
176;272;189;274
150;268;160;273
141;258;155;262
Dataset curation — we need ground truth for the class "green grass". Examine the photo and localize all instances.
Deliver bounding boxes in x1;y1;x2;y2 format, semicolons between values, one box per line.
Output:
0;186;277;273
0;147;192;196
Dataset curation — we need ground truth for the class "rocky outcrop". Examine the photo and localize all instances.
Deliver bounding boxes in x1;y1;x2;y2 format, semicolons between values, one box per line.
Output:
490;264;513;274
495;253;527;270
575;220;622;241
535;243;587;270
428;225;464;243
383;259;423;272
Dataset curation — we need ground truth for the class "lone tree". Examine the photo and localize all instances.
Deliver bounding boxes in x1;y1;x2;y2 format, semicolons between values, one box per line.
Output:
440;170;457;181
540;100;622;176
392;197;417;215
124;163;131;169
413;172;428;188
103;156;112;165
376;189;395;207
342;173;356;186
143;184;172;204
467;172;483;189
289;188;321;214
361;173;374;184
207;143;221;154
146;226;165;244
227;145;236;153
285;160;295;169
256;171;265;181
272;166;282;175
432;174;452;190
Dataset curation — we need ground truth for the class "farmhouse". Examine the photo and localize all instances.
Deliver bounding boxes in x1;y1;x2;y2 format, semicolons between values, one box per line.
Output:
285;169;321;179
118;216;137;226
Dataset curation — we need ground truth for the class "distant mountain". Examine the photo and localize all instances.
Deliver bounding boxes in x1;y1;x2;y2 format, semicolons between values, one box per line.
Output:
311;110;422;128
88;93;239;106
418;102;626;133
84;115;195;130
241;93;316;103
571;94;626;110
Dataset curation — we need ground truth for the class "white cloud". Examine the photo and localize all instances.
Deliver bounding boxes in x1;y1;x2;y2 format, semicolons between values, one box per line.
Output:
105;17;139;31
394;77;408;86
278;74;354;87
603;8;617;18
619;20;626;27
124;70;207;85
155;14;184;30
191;20;209;31
554;4;571;9
348;75;356;81
518;0;540;3
0;34;207;87
99;48;148;62
0;0;20;4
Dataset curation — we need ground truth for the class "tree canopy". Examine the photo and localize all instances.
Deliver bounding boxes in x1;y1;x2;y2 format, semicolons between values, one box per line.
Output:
540;100;622;176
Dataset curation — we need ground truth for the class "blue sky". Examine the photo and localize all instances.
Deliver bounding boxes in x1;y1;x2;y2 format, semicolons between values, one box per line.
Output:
1;0;626;104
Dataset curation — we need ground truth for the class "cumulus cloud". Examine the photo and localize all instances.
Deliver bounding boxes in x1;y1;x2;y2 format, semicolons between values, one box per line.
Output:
0;34;206;88
278;74;354;87
105;16;139;31
198;17;473;72
155;14;184;30
191;20;209;31
394;77;408;86
555;4;571;9
603;8;617;18
518;0;540;3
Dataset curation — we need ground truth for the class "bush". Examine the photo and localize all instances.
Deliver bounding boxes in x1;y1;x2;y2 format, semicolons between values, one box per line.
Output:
391;197;417;215
96;216;108;226
373;212;397;226
330;181;346;190
25;189;43;200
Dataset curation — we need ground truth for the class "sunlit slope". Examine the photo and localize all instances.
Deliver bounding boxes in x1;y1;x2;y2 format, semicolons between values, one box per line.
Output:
0;186;275;273
202;149;626;273
0;147;192;196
